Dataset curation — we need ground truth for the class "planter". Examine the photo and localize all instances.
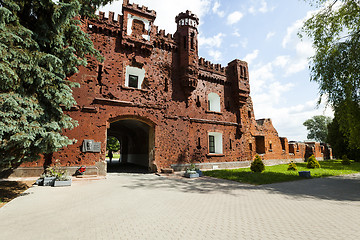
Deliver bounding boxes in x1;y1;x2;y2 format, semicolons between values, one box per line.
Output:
184;172;199;178
299;171;311;178
43;177;56;186
35;178;44;186
53;179;72;187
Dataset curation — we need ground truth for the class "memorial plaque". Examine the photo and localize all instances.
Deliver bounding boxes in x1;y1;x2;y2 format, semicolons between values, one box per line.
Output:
82;139;101;152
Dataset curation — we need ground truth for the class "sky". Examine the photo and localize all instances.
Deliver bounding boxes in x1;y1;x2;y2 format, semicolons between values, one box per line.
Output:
99;0;334;142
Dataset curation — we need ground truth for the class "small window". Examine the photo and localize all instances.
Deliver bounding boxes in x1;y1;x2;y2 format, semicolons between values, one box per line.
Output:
128;75;138;88
208;93;221;112
208;132;223;154
125;66;145;89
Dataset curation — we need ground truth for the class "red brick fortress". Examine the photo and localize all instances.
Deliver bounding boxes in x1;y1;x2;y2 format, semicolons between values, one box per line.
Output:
17;0;332;176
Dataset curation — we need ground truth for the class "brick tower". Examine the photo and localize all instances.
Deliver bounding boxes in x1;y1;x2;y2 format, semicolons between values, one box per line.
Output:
175;11;199;95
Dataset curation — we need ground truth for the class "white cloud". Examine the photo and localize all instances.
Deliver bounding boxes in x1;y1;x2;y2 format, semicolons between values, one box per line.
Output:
227;11;244;25
266;31;275;40
240;38;248;48
283;41;314;76
249;0;274;14
250;62;274;93
212;1;225;17
295;41;314;57
208;49;222;61
99;0;212;34
198;33;225;48
282;9;317;48
233;29;241;37
273;55;290;68
243;49;259;65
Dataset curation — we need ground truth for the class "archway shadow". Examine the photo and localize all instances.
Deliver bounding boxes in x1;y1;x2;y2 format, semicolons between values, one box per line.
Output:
107;161;149;174
117;173;360;201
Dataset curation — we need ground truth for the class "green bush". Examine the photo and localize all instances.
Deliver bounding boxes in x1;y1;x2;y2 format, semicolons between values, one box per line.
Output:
250;155;265;173
287;161;297;171
306;155;321;168
342;155;351;165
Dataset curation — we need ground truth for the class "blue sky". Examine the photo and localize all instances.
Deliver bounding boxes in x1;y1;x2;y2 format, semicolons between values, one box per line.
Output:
100;0;333;141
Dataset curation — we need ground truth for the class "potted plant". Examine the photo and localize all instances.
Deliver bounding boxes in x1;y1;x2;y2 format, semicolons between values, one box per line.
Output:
184;164;200;178
37;160;72;187
53;172;72;187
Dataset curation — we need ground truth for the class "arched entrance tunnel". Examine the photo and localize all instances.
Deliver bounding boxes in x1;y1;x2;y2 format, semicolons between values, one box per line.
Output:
107;118;154;173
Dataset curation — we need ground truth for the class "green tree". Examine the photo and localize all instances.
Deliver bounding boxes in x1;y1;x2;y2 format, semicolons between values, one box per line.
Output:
106;136;120;152
0;0;111;168
303;115;332;142
301;0;360;150
327;116;360;161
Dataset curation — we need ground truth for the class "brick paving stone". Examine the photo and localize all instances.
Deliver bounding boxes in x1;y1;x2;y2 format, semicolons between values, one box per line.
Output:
0;173;359;240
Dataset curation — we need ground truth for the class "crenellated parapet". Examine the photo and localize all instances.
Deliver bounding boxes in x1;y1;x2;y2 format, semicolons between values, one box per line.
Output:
152;27;177;51
122;0;156;19
198;57;226;74
86;11;122;37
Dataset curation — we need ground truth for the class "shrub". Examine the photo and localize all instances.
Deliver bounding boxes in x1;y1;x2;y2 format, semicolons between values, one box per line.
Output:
341;155;351;165
251;155;265;173
287;161;297;171
306;155;321;168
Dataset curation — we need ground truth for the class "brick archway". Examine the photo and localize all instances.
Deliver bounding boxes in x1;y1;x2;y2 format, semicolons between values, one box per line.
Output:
107;116;156;172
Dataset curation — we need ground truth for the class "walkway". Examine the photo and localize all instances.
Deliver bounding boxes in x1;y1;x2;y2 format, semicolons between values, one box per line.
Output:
0;173;359;240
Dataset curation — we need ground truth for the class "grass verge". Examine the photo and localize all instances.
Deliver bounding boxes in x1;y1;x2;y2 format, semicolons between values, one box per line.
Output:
203;160;360;185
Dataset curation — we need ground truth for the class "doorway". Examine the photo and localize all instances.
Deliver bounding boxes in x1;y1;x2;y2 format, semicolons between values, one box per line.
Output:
107;118;154;173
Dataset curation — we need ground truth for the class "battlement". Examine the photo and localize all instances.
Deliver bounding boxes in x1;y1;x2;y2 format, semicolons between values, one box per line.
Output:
98;11;122;25
175;10;199;24
155;27;174;40
198;57;226;74
175;10;199;29
122;0;156;19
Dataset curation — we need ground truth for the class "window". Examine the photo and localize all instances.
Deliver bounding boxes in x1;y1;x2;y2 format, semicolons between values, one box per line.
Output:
208;93;221;112
128;75;138;88
255;136;265;154
208;132;223;154
125;66;145;89
209;135;215;153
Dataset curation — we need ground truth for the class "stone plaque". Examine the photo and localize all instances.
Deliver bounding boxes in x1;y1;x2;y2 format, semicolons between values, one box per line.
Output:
82;139;101;153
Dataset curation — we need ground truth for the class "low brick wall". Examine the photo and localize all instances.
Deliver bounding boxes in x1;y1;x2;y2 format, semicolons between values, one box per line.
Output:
1;161;106;178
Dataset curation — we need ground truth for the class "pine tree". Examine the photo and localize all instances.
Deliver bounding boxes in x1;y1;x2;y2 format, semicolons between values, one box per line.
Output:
0;0;111;168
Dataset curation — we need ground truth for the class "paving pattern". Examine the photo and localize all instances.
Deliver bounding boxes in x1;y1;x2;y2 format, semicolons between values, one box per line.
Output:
0;173;360;240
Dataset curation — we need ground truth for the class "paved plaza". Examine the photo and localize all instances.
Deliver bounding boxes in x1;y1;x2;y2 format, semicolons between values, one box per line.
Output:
0;173;360;240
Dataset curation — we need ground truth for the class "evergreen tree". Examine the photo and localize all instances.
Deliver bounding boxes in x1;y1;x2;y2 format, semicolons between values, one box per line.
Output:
0;0;111;168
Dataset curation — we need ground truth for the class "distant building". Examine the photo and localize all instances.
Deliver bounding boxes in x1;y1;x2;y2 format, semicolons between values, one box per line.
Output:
17;0;331;176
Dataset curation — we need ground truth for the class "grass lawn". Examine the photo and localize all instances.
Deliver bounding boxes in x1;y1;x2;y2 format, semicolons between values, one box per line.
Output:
106;154;120;159
203;160;360;185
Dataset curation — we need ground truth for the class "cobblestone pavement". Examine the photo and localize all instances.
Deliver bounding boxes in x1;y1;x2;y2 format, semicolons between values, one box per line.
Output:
0;173;359;240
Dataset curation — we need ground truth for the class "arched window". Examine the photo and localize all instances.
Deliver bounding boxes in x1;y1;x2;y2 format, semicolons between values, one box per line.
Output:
208;93;221;112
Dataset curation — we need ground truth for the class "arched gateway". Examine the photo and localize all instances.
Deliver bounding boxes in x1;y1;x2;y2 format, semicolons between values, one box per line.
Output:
107;116;155;172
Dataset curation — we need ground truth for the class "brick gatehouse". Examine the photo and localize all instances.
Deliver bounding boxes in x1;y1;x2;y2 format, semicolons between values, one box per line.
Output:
16;0;331;176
